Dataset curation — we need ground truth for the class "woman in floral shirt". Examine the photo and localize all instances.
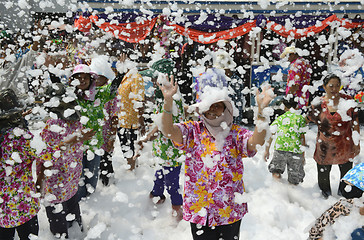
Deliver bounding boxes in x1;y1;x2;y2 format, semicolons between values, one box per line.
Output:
158;75;274;240
0;89;54;240
39;83;93;238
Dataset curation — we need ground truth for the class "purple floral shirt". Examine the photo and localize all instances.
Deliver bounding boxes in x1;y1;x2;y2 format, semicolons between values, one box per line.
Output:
0;128;53;228
101;96;120;152
40;119;84;204
174;121;255;227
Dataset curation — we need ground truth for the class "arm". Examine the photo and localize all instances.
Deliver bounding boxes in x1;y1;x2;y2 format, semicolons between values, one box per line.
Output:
247;85;276;152
158;75;183;144
264;136;273;162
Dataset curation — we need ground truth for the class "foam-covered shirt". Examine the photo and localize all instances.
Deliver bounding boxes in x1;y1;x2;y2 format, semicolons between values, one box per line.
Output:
173;121;255;227
0;128;56;228
40;119;84;204
271;111;306;154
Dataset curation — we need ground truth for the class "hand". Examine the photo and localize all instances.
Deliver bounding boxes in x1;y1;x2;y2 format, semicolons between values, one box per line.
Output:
119;53;127;63
22;108;32;117
105;139;115;153
157;75;178;101
256;84;276;112
81;129;96;142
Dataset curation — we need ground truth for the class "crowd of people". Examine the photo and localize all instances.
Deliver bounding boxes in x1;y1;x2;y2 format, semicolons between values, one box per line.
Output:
0;14;363;240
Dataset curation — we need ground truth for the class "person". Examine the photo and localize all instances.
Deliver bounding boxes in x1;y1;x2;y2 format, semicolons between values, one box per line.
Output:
158;73;275;240
89;55;120;186
69;64;117;199
0;89;54;240
264;96;306;185
39;83;94;238
280;46;312;109
116;52;145;170
307;75;360;199
308;163;364;240
139;58;185;221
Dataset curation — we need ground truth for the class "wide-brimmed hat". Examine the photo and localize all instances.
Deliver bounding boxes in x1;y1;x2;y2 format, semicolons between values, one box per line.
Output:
342;163;364;191
280;46;297;59
70;64;97;79
139;58;175;78
90;56;115;81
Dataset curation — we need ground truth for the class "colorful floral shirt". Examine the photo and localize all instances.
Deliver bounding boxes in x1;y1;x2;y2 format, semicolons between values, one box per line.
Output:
286;57;312;108
174;121;255;227
271;111;306;154
152;96;185;167
78;83;116;153
0;128;54;228
308;94;359;165
40;119;84;204
117;69;145;129
101;96;120;152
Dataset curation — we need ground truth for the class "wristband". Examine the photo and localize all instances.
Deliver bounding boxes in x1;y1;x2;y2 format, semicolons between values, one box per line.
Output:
163;108;173;114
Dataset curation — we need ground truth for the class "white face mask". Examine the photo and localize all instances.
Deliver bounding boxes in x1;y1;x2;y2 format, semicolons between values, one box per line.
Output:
201;101;234;151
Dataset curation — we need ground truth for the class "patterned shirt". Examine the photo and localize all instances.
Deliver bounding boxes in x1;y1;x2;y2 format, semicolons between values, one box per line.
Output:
101;96;120;152
271;111;306;154
308;94;359;165
78;83;116;153
117;69;145;129
286;57;312;108
40;119;84;204
152;95;185;167
173;121;255;227
0;128;55;228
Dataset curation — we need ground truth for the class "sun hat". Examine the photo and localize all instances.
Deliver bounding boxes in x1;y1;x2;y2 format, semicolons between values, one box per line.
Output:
90;55;115;81
280;46;297;59
69;64;95;78
342;163;364;191
139;58;175;78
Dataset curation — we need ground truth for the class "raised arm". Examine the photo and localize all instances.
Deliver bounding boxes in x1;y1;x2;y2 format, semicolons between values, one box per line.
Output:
248;85;275;152
158;75;183;144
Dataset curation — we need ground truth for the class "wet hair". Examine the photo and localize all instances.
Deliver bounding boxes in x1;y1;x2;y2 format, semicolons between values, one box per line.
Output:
323;74;341;87
282;96;298;109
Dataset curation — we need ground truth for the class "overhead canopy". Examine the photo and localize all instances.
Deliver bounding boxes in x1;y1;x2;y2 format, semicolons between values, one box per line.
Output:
74;13;364;43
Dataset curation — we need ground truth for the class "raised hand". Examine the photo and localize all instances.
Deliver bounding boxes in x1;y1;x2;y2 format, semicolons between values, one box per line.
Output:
157;75;178;101
256;84;276;112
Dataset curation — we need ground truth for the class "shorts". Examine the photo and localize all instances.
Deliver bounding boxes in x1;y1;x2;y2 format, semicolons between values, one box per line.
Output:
268;150;305;185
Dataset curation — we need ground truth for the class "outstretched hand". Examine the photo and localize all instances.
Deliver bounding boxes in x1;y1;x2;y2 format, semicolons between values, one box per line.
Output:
157;75;178;101
256;84;276;111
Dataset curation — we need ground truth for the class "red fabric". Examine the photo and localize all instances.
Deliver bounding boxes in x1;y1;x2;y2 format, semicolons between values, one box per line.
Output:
171;21;256;44
267;15;364;39
74;15;158;43
74;16;92;32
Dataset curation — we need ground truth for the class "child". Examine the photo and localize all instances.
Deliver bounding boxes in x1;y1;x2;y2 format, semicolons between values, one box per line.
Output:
39;83;94;238
0;89;55;240
264;97;306;185
158;74;274;240
139;59;184;221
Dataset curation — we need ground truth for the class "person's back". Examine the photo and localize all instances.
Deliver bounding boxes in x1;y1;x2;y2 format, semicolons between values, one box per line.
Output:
265;97;306;184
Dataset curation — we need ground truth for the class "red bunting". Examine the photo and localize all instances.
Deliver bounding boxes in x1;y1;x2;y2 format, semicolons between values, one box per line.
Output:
74;15;158;43
266;15;364;39
171;21;256;44
74;14;364;43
